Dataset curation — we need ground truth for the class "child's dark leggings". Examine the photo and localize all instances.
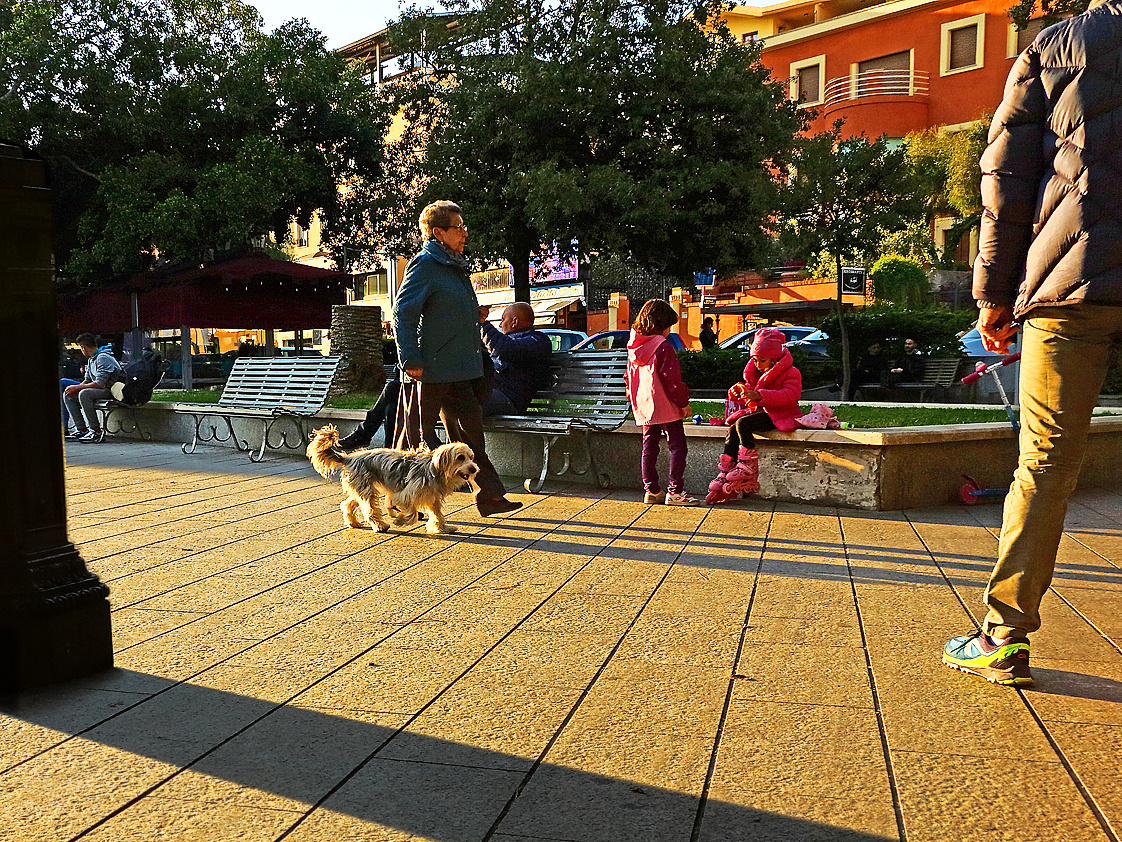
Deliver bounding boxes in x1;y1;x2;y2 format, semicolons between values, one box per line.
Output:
724;412;775;458
641;419;687;494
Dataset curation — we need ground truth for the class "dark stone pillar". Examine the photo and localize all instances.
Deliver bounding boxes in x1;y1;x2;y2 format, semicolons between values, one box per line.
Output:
0;143;113;692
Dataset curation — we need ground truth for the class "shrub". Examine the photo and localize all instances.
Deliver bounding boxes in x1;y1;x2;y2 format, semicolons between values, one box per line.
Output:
820;304;973;360
677;349;745;391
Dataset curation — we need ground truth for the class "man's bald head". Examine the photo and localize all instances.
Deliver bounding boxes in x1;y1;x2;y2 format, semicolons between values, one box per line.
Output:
501;302;535;334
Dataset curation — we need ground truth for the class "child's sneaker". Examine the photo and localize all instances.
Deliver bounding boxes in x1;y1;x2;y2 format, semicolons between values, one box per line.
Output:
643;491;666;504
942;631;1032;687
665;492;700;506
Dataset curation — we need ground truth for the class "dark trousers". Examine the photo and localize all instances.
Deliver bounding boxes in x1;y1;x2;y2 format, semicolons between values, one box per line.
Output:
349;379;399;448
724;412;775;457
395;378;506;502
641;419;687;495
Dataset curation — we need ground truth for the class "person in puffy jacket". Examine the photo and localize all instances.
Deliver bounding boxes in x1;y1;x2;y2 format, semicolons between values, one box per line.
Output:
706;328;802;504
625;299;699;506
943;0;1122;689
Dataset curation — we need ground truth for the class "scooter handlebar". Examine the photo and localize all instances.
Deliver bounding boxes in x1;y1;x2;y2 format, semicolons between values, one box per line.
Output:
960;352;1022;384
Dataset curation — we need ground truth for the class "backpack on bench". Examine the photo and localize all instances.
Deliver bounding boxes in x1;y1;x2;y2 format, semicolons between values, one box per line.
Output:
109;351;164;406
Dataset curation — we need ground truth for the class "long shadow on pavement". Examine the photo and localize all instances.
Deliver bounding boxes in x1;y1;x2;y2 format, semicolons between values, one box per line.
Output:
4;671;900;841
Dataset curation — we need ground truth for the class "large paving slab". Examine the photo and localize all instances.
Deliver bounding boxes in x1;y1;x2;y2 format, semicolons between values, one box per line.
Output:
1;441;1120;841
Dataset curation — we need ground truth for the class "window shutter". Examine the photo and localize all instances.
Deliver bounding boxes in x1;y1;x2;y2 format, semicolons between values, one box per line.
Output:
798;65;820;103
949;24;978;69
857;51;911;95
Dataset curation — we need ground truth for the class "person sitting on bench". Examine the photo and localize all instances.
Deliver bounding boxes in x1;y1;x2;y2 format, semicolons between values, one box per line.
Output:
478;301;553;416
61;333;122;443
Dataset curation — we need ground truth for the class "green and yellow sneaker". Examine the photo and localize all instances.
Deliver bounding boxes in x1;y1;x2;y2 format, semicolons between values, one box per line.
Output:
942;632;1033;687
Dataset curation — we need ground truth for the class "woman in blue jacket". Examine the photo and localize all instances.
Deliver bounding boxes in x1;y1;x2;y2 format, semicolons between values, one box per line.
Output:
391;201;522;517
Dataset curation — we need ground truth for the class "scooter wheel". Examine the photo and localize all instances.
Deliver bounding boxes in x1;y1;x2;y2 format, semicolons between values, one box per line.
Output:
960;483;979;505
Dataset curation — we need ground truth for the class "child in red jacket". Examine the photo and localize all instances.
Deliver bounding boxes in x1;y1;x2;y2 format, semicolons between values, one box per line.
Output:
707;327;803;504
625;299;700;506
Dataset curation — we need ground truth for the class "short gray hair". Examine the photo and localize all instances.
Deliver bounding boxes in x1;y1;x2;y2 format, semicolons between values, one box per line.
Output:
418;201;462;240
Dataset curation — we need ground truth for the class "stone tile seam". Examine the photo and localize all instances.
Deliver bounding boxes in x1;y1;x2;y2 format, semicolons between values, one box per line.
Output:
269;495;655;842
908;510;1121;842
68;466;313;518
476;505;716;842
58;491;622;842
70;473;321;530
79;489;338;565
689;503;774;842
4;490;582;780
837;512;908;842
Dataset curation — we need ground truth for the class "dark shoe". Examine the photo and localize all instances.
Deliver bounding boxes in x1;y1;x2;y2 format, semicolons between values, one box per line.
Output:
477;496;523;517
337;430;371;450
942;631;1032;687
65;429;88;441
76;430;104;443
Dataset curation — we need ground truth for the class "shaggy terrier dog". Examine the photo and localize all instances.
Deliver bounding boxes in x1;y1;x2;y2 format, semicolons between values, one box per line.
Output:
307;425;478;534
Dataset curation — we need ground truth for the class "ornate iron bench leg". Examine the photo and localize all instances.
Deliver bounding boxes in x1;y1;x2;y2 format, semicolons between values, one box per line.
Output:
182;413;249;454
524;434;561;493
250;418;271;463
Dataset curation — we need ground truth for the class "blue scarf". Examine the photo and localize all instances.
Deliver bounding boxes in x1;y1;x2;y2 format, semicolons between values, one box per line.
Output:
425;238;468;270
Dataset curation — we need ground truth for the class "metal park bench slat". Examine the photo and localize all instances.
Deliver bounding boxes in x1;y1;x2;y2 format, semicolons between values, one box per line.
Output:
486;349;630;491
178;356;342;461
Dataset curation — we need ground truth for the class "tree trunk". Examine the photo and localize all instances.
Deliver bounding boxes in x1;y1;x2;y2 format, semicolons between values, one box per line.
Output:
836;254;852;400
510;237;532;303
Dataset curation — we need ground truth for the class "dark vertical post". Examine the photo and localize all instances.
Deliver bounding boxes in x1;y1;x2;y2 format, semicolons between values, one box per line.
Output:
180;325;193;390
265;328;276;356
0;143;112;692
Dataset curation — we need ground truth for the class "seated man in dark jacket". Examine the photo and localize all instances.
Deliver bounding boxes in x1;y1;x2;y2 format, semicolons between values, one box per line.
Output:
479;301;553;415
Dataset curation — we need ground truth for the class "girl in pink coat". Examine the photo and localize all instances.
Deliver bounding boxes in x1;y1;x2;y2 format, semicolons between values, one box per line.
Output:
707;327;803;504
625;299;700;506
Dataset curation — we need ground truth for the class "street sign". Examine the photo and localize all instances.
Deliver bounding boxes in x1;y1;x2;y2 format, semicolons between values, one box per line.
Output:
841;266;866;295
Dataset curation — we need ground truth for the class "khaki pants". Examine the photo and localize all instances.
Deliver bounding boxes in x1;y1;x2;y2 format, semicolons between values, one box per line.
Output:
983;303;1122;638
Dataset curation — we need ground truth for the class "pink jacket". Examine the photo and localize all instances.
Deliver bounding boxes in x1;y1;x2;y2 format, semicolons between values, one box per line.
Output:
725;348;803;431
625;332;690;426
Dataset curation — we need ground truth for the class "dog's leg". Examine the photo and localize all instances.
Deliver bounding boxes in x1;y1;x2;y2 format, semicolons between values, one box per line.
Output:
425;499;456;534
341;497;363;528
364;494;391;533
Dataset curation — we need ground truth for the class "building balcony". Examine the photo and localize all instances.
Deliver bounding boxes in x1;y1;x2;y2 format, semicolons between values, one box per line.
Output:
821;69;930;137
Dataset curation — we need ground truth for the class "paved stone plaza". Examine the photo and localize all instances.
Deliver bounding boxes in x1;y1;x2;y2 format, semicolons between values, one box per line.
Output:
3;441;1121;841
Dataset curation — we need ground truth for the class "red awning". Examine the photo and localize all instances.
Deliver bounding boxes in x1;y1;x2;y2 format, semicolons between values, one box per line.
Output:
58;254;350;334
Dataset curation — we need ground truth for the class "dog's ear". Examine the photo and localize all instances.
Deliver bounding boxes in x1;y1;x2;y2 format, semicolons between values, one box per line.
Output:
431;443;454;478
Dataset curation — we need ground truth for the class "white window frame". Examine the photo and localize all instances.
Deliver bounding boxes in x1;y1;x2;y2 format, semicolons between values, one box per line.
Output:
940;14;986;76
789;54;826;107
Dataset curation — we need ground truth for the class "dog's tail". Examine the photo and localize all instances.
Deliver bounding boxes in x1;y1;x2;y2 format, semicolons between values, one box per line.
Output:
306;424;349;479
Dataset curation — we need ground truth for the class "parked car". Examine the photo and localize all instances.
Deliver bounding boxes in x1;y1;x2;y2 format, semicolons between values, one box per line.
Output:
719;326;825;357
572;330;685;351
718;326;818;352
539;328;588;352
785;328;830;358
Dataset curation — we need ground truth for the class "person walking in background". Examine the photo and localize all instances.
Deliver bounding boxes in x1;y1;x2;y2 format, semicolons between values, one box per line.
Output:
392;200;522;518
700;316;718;350
61;333;123;443
707;328;802;504
942;0;1122;688
625;299;699;506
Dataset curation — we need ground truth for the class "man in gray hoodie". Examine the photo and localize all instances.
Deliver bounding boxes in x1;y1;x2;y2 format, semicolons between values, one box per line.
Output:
62;333;122;443
943;0;1122;687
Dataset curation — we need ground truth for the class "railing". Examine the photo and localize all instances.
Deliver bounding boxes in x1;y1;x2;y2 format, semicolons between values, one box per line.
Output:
822;69;929;109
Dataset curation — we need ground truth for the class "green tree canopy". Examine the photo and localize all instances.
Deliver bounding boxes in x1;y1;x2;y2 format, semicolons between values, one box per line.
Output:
0;0;390;282
870;254;931;308
333;0;807;300
776;123;924;394
904;121;987;266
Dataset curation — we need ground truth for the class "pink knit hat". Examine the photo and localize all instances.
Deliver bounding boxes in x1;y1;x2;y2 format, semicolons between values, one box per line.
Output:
751;328;785;359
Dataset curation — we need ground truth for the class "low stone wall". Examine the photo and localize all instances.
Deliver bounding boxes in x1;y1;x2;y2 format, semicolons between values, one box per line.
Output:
106;404;1122;511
